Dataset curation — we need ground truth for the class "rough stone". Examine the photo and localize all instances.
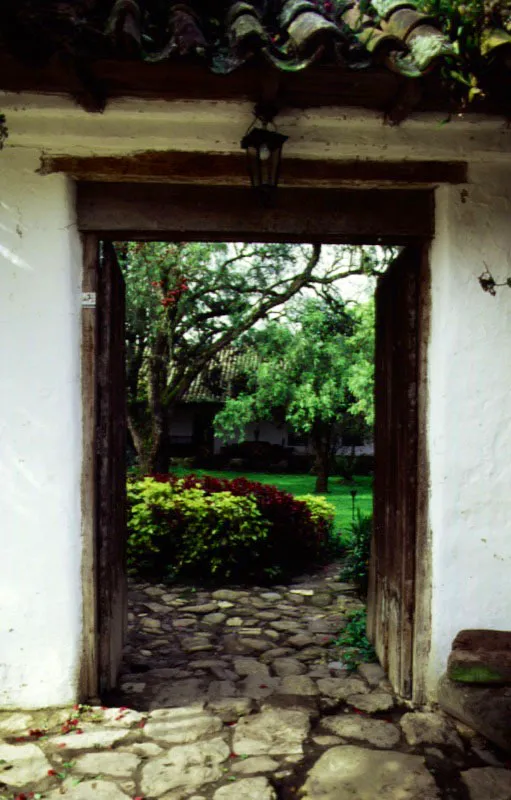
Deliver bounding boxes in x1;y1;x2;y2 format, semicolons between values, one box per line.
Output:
357;662;386;687
346;692;395;713
203;612;227;625
233;707;310;755
144;706;222;743
287;633;316;649
238;675;281;700
150;678;207;708
271;620;302;632
322;715;401;748
207;697;254;722
279;675;319;696
273;657;307;677
173;617;197;628
74;751;141;777
102;707;145;727
214;776;277;799
226;616;244;627
0;712;34;733
400;711;463;749
123;741;163;757
301;746;439;799
453;629;511;652
313;735;344;746
240;637;273;653
140;616;162;630
208;680;239;700
212;589;249;601
231;755;280;774
0;742;52;787
49;726;131;750
295;646;328;661
317;677;370;700
461;767;511;800
181;637;215;654
46;779;131;799
310;593;333;607
234;657;270;677
141;737;230;796
256;611;281;621
261;592;282;602
182;603;218;614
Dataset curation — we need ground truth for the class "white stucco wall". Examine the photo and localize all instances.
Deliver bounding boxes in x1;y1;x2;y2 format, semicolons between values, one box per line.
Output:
1;93;511;706
427;163;511;696
0;148;83;708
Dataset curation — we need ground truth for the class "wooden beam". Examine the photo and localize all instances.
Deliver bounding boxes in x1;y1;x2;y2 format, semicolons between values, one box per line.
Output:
79;232;100;703
76;183;434;243
42;151;468;188
0;56;404;111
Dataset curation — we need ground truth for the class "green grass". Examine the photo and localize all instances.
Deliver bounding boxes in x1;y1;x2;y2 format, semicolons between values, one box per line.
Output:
172;467;373;541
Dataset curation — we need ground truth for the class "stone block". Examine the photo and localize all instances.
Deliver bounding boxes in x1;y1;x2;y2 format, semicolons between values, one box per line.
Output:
448;650;511;684
437;673;511;752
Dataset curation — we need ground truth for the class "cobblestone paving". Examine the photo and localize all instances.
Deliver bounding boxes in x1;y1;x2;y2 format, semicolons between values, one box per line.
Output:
0;565;510;799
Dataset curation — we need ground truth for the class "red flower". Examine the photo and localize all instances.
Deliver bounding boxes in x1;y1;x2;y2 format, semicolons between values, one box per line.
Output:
48;769;57;776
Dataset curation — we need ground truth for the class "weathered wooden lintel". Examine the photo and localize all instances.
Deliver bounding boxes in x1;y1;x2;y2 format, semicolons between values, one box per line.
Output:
43;151;468;189
77;183;434;244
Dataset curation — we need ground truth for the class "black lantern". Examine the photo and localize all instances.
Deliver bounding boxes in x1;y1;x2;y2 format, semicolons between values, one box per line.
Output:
241;120;288;202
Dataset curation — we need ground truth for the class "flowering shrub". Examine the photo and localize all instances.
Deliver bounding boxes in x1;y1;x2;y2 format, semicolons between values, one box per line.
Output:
128;475;335;582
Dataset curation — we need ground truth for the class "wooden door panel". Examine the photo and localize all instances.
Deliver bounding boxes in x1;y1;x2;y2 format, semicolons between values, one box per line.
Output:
97;240;127;693
368;246;420;699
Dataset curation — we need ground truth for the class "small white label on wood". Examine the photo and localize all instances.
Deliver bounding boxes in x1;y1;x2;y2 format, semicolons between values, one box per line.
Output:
82;292;96;308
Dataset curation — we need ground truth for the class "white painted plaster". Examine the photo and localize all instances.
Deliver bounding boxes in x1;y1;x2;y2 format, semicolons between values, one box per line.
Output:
0;148;83;708
427;164;511;697
1;93;511;163
0;94;510;704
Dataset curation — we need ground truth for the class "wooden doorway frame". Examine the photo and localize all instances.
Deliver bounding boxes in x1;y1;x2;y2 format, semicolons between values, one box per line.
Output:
78;181;433;703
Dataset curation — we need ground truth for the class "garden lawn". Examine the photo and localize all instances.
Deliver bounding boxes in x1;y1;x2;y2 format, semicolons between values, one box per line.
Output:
172;468;373;542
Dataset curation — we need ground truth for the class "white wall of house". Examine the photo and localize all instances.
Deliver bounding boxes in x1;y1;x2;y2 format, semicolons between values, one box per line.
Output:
0;148;83;708
426;163;511;697
1;93;511;706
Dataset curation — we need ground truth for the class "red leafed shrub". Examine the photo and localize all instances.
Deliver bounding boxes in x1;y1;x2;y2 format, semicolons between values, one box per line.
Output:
175;474;329;569
129;473;333;582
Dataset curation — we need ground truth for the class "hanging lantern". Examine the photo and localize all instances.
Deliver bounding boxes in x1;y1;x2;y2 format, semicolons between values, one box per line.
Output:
241;121;288;201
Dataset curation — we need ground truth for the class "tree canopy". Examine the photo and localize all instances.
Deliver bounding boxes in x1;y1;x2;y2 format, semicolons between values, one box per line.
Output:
214;298;375;492
119;241;385;473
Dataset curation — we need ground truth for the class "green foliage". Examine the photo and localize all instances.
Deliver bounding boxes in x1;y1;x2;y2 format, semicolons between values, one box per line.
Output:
296;494;336;529
333;609;377;671
127;475;336;582
172;467;373;536
214;298;375;492
346;297;375;427
127;478;269;580
120;241;387;474
415;0;511;102
340;511;373;595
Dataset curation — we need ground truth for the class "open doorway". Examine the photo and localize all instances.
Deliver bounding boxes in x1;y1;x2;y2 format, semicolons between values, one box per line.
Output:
79;185;431;709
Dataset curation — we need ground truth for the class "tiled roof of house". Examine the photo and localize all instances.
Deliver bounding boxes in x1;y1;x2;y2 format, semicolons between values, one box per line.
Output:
1;1;510;111
1;1;509;78
177;347;259;403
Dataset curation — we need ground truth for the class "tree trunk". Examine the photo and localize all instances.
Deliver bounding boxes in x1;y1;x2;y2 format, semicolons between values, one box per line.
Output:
312;422;331;493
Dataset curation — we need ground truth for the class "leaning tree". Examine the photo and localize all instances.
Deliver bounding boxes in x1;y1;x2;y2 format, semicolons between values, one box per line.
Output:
119;240;387;473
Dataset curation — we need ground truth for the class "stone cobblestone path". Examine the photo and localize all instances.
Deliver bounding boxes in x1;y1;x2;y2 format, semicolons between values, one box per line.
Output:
1;565;510;799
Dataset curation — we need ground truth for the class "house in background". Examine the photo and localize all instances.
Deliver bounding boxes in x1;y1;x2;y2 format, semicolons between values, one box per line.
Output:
167;349;373;463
